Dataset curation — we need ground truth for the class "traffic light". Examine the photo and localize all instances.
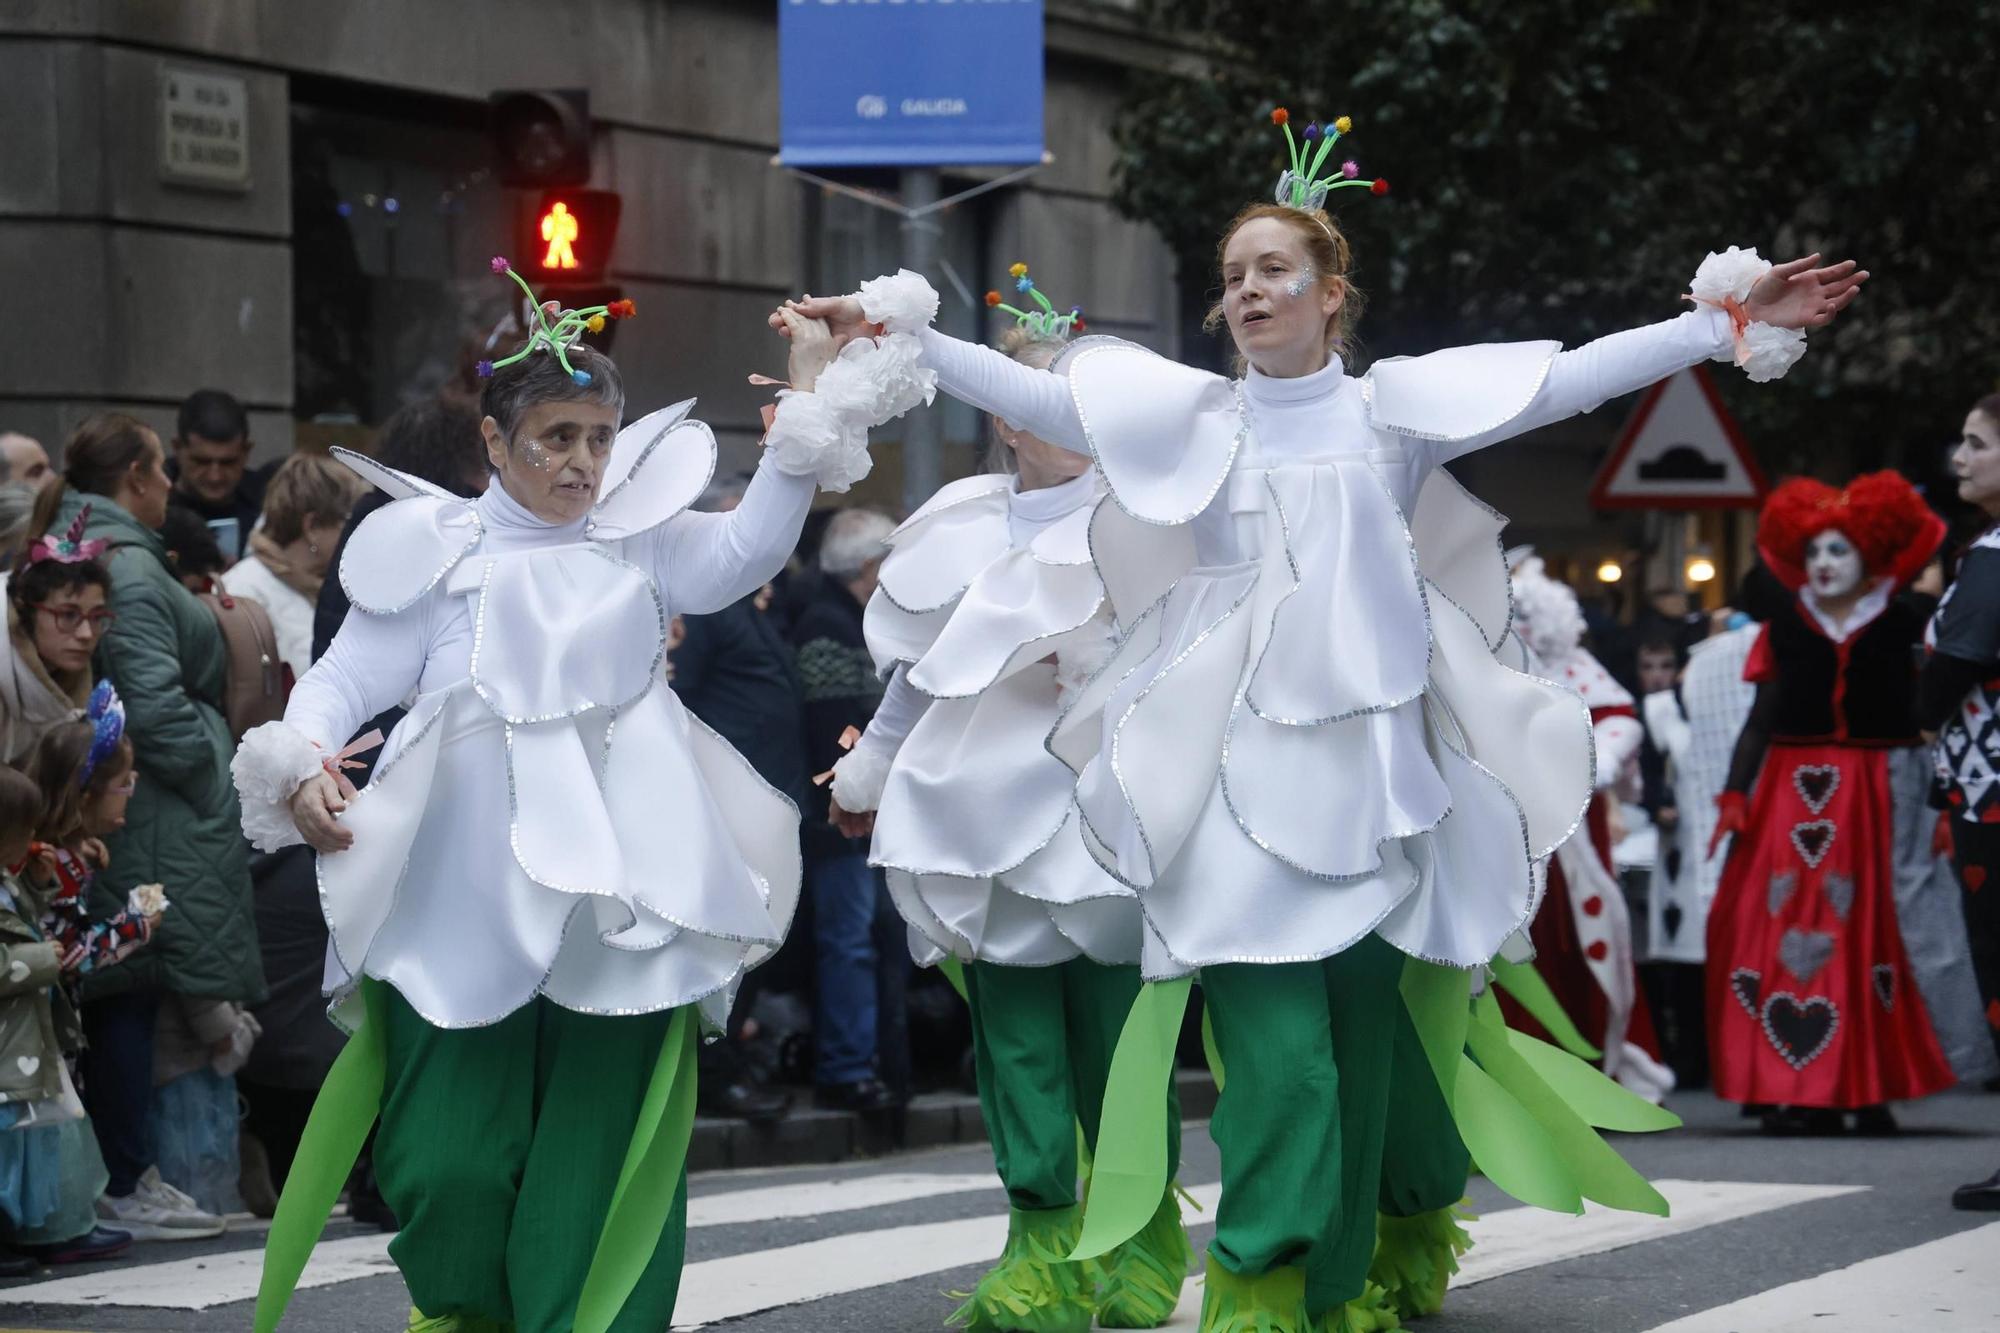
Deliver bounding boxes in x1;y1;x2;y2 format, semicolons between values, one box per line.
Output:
490;89;592;187
518;189;623;284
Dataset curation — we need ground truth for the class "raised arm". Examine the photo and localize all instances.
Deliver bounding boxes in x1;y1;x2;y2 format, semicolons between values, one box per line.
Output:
1424;252;1867;463
778;272;1086;452
646;463;815;617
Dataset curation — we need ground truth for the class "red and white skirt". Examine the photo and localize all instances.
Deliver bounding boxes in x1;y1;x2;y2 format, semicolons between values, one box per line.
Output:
1706;742;1956;1107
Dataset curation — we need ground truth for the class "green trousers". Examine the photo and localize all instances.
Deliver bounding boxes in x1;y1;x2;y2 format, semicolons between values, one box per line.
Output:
964;957;1182;1212
1203;937;1468;1315
372;990;690;1333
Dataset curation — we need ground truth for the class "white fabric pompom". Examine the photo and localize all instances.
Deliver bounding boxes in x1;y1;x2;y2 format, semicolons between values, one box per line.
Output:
1508;556;1586;666
857;269;941;333
829;744;893;814
1689;245;1771;305
764;391;872;494
232;721;324;853
1736;320;1808;383
816;332;938;426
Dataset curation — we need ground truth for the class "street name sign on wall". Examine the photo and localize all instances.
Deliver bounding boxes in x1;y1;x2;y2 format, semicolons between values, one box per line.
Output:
779;0;1044;167
1589;365;1768;510
159;66;251;190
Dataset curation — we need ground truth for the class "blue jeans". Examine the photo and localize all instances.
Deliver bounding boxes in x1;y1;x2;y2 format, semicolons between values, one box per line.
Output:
808;855;908;1088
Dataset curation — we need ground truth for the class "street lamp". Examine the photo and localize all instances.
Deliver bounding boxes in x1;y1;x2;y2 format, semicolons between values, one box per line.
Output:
1686;554;1717;585
1595;559;1623;584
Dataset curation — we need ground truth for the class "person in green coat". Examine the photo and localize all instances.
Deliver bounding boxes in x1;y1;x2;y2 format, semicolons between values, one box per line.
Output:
29;412;255;1238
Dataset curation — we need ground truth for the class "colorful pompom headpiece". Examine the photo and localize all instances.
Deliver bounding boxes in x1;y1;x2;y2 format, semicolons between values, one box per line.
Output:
983;263;1084;340
1756;471;1945;593
27;505;108;568
79;680;125;790
477;256;636;387
1269;108;1388;211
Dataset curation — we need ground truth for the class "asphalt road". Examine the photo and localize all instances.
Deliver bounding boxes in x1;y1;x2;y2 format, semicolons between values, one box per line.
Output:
1;1088;1993;1332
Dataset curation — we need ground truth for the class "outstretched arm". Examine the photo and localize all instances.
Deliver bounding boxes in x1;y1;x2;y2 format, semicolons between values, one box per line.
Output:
1431;254;1867;463
775;273;1087;452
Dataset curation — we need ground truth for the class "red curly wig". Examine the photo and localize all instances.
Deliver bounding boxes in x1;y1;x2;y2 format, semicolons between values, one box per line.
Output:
1756;471;1945;592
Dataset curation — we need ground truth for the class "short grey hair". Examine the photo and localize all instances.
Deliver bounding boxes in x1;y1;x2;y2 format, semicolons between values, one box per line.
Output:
819;507;895;580
478;343;624;442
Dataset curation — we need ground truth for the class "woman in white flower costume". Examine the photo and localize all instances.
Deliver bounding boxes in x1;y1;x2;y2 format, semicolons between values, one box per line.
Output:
826;268;1191;1332
232;263;932;1333
785;108;1867;1333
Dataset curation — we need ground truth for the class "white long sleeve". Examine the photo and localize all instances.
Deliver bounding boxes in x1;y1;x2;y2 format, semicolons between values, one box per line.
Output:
855;664;932;760
917;327;1088;452
640;459;816;617
285;599;434;753
1433;307;1733;463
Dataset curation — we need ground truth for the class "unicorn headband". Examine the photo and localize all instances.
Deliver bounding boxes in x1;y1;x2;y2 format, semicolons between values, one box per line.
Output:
79;680;125;790
984;264;1085;340
1269;109;1389;212
475;256;636;387
27;505;108;567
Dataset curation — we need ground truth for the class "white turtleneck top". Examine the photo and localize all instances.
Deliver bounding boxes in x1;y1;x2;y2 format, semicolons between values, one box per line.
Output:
290;458;813;754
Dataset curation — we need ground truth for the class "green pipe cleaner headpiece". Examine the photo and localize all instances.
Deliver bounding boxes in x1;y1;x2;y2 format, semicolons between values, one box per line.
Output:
477;256;636;386
1268;108;1390;211
984;262;1085;340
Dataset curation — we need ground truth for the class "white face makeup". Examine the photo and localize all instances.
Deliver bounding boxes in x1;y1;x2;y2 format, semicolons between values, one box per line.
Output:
1952;410;2000;514
483;398;621;525
1220;216;1341;379
1804;529;1865;600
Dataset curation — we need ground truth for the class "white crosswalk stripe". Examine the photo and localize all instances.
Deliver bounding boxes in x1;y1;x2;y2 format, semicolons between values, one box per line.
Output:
1642;1221;2000;1332
0;1173;1892;1324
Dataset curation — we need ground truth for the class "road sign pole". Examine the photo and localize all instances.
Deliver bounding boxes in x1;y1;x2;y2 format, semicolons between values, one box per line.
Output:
900;167;943;515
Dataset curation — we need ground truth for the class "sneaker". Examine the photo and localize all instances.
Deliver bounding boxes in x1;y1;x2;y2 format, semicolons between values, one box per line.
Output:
22;1226;132;1266
97;1168;226;1241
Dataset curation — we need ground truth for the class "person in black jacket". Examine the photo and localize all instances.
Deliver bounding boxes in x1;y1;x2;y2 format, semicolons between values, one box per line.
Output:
789;507;907;1113
165;389;272;563
670;475;807;1124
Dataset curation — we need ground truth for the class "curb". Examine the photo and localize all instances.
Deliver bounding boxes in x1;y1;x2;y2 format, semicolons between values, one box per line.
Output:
690;1067;1220;1172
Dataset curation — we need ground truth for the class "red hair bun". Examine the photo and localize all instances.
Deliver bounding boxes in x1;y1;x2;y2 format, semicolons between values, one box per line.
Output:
1756;471;1944;591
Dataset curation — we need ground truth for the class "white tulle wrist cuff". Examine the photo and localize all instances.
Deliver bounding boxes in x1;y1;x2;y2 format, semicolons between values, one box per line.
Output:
1688;246;1808;383
857;269;941;333
829;745;892;814
766;333;938;494
232;721;323;853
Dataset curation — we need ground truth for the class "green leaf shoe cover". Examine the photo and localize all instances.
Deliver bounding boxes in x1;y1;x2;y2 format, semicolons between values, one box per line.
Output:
1367;1203;1474;1319
1095;1186;1196;1327
947;1203;1095;1332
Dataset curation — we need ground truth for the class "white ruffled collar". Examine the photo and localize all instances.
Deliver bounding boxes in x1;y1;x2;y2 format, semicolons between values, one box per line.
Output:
1800;577;1894;643
1008;470;1096;527
1242;356;1350;407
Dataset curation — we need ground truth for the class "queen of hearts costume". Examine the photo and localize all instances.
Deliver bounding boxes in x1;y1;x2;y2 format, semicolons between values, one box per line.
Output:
835;208;1814;1327
828;276;1193;1332
231;277;932;1333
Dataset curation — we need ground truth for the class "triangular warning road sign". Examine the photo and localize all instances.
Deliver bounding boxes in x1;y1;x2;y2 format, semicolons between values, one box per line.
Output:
1589;365;1768;511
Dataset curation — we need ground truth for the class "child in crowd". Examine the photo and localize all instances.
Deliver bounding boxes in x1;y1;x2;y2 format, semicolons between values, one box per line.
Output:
21;689;221;1239
0;754;132;1270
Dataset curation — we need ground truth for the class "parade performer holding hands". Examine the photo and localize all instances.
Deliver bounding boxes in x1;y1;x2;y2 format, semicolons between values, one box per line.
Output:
1707;473;1972;1134
233;262;932;1333
825;270;1191;1332
784;106;1864;1332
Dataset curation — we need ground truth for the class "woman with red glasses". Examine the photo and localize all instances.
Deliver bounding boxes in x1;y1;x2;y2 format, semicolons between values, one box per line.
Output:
1;514;115;764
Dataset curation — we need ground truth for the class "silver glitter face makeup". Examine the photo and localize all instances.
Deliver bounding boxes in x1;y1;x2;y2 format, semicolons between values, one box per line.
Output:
518;438;556;472
1283;267;1316;299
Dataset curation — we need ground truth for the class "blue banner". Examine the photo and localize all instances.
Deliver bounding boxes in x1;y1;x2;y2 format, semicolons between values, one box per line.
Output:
779;0;1044;168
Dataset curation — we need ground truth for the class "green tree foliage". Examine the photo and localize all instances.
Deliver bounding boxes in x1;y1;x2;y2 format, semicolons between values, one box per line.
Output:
1112;1;1998;475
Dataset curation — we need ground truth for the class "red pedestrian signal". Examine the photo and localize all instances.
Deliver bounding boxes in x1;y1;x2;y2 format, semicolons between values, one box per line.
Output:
520;189;621;282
